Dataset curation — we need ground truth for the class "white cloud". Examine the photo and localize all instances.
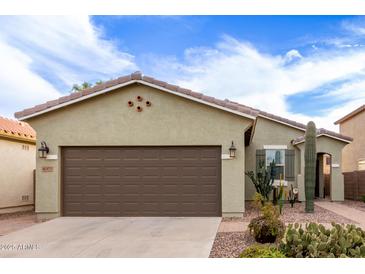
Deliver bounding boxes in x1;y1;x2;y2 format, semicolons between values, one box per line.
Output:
150;36;365;131
0;42;60;118
284;49;302;63
342;20;365;36
0;16;137;118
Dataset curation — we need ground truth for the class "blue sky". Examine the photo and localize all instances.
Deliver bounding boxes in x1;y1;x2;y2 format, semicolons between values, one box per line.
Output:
0;16;365;130
92;16;346;57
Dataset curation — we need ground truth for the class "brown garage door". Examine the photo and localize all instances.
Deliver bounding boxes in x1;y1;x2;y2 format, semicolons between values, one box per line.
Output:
62;146;221;217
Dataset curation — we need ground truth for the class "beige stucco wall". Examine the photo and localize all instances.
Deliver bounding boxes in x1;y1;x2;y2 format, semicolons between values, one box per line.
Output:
25;84;253;218
245;117;304;200
339;110;365;172
296;136;346;201
0;137;35;213
245;117;348;202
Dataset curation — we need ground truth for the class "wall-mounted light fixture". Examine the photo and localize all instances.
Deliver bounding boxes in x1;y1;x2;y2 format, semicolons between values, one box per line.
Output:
38;141;49;158
229;141;236;158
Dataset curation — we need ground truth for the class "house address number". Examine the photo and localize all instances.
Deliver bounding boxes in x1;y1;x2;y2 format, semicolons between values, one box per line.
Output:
42;166;54;172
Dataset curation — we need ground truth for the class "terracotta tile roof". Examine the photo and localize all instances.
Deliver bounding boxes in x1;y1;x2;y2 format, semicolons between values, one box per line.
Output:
0;116;36;143
14;71;260;120
334;104;365;125
222;99;308;130
14;71;351;143
292;128;353;145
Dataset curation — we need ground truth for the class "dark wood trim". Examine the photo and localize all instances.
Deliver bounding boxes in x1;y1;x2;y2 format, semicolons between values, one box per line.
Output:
60;147;65;216
33;169;36;208
218;146;222;217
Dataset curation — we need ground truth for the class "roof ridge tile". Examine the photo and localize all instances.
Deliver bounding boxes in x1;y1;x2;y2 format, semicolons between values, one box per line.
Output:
13;71;352;143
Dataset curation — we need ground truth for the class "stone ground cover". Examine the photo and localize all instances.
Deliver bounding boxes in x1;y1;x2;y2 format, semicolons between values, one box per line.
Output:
225;201;355;224
210;231;255;258
0;211;38;236
210;201;358;258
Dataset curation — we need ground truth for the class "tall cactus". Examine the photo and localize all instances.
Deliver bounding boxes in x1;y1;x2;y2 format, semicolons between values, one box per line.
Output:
304;121;317;212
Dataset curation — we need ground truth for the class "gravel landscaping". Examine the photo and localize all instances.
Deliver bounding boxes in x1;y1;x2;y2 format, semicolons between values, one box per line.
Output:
340;200;365;212
223;201;356;224
209;231;255;258
0;210;34;220
0;211;38;236
212;201;358;258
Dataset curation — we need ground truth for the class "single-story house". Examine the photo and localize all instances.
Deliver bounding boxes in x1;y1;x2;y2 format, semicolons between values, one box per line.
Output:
14;72;352;219
334;105;365;172
0;116;36;214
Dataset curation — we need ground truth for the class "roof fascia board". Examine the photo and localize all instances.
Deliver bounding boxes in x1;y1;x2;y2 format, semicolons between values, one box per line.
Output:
318;133;352;144
293;133;351;145
19;80;256;121
0;134;36;144
257;114;306;132
19;80;139;121
334;105;365;125
138;80;256;120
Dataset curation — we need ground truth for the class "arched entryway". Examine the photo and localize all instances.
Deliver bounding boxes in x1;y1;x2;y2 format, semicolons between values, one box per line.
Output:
315;152;332;199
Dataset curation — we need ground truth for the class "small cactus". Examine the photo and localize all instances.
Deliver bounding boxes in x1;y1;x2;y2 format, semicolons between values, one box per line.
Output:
288;184;297;207
280;222;365;258
304;121;317;213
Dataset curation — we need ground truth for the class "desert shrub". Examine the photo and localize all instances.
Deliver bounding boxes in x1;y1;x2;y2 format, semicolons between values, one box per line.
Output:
253;192;265;208
245;161;276;201
240;244;286;258
249;202;285;243
280;222;365;258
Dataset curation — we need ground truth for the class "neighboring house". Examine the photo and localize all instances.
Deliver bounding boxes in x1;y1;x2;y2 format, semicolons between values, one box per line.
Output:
14;72;352;219
0;116;36;214
335;105;365;172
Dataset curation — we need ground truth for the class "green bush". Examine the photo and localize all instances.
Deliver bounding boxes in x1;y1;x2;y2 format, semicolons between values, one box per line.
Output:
249;202;285;243
240;244;286;258
361;195;365;203
280;222;365;258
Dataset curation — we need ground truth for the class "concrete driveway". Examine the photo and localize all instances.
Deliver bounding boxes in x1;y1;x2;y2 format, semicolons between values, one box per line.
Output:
0;217;220;258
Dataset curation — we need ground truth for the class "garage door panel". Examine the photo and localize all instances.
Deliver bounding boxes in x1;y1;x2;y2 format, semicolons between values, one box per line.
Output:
64;166;83;174
141;168;160;177
103;203;121;213
102;184;120;193
121;184;140;193
82;185;103;194
62;146;221;216
142;185;161;193
64;185;83;193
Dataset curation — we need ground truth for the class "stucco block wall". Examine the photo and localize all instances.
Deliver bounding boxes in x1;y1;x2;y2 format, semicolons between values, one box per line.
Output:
26;84;253;217
0;138;35;212
339;111;365;172
245;117;304;200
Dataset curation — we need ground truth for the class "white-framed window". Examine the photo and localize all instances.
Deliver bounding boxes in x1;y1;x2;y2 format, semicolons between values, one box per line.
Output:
265;149;285;181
